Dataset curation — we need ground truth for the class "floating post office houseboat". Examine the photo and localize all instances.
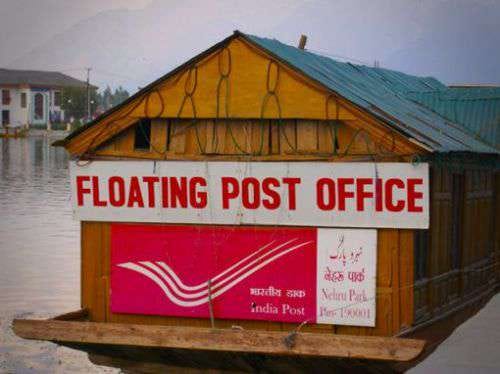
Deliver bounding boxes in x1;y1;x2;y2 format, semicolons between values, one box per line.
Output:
14;31;499;371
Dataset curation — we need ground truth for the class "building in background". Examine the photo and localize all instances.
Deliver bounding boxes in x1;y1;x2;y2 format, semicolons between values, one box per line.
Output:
0;68;95;130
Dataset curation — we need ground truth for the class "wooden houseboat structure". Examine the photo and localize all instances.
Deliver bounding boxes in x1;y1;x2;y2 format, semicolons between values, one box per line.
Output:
13;31;499;372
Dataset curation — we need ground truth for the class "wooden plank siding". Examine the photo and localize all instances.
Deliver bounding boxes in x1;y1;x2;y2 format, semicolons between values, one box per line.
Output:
80;223;414;337
413;165;498;326
76;118;418;337
94;118;402;161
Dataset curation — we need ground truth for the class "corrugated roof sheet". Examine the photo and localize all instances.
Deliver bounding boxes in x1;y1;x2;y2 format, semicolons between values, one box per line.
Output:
244;34;498;154
0;68;94;89
405;88;500;150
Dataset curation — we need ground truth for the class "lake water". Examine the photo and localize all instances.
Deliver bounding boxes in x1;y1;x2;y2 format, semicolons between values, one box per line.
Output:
0;136;118;373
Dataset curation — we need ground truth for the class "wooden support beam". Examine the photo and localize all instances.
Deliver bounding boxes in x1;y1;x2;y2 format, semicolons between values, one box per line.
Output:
12;318;425;362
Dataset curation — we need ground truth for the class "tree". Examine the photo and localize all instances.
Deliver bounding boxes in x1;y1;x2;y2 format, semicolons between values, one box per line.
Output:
112;86;130;107
61;87;98;122
95;85;130;111
62;85;130;125
101;86;113;111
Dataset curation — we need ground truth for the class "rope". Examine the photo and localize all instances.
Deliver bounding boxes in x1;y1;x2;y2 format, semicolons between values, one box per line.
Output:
264;60;298;154
75;53;420;162
325;94;340;155
214;47;232;153
175;66;206;154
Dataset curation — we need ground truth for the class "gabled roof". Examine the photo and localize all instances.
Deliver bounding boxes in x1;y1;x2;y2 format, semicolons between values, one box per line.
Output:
245;34;497;154
61;31;498;155
405;87;500;149
0;68;95;89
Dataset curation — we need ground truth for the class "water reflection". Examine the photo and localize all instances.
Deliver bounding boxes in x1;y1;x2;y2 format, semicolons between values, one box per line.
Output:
0;136;117;373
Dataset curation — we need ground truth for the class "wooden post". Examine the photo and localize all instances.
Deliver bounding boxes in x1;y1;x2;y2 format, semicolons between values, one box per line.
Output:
298;35;307;50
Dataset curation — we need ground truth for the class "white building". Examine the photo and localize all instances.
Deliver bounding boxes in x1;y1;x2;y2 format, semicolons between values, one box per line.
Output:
0;68;93;129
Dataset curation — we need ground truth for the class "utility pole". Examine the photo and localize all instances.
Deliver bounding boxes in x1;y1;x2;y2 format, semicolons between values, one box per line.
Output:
85;67;92;122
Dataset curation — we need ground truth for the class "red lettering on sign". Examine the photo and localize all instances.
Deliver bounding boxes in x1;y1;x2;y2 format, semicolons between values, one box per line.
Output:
221;177;239;209
92;176;107;207
128;176;145;208
283;177;301;210
189;177;207;208
317;178;336;210
242;177;260;209
356;178;373;211
142;176;159;208
375;178;383;212
109;176;125;207
262;177;280;210
161;177;169;208
338;178;354;211
76;175;91;206
407;178;423;212
385;178;405;212
170;177;188;208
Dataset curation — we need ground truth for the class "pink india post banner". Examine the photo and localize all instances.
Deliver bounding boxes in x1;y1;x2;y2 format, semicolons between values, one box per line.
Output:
111;224;377;326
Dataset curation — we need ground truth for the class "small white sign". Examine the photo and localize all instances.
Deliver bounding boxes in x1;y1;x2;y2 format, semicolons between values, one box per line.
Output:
70;160;429;229
316;228;377;326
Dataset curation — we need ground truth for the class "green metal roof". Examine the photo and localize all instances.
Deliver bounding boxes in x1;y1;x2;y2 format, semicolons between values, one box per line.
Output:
405;88;500;150
245;33;498;154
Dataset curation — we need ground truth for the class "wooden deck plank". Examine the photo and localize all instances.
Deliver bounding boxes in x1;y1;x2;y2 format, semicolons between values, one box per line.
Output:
12;319;425;362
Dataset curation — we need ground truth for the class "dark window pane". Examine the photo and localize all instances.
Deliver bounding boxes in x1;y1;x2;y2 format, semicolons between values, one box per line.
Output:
2;110;10;125
134;119;151;150
34;93;44;120
54;91;61;106
2;90;10;105
21;93;27;108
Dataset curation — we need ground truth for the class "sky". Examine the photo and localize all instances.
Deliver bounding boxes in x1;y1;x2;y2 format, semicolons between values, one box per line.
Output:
0;0;499;93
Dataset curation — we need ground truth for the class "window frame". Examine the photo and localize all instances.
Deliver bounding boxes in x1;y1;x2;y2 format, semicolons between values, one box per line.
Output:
133;119;152;151
20;92;27;108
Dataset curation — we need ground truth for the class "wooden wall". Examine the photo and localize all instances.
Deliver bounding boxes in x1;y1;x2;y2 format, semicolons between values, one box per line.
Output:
95;118;405;161
413;165;498;325
81;223;414;338
77;118;417;337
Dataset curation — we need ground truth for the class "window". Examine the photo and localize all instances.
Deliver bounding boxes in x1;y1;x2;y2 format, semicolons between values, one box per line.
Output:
2;110;9;125
54;91;61;107
34;93;44;120
134;119;151;150
2;90;10;105
21;93;27;108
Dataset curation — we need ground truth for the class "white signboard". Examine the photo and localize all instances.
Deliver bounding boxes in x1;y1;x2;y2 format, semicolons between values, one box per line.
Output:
70;161;429;228
317;228;377;326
